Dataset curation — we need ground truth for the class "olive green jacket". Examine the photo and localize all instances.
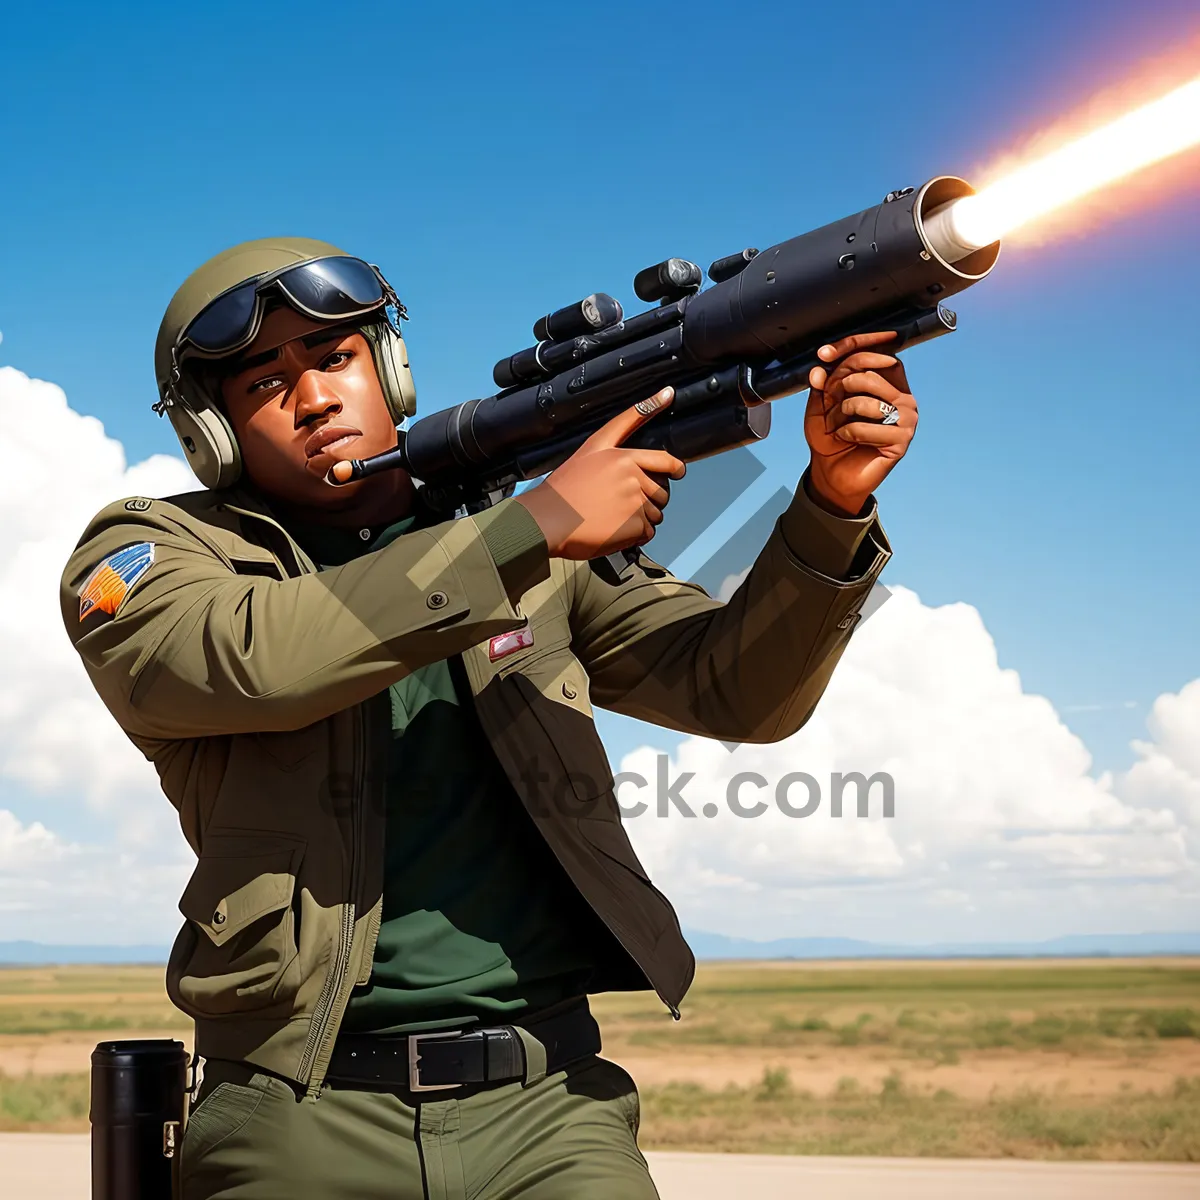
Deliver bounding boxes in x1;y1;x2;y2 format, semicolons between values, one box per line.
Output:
60;480;889;1095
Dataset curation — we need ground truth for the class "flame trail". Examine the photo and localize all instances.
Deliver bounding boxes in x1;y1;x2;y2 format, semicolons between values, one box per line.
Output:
925;73;1200;262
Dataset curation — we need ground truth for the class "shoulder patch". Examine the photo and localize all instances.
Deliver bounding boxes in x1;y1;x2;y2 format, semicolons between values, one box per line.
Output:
79;542;155;622
124;497;153;512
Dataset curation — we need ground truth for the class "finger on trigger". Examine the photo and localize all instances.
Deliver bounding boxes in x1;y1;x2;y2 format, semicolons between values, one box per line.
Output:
586;387;675;451
634;386;675;417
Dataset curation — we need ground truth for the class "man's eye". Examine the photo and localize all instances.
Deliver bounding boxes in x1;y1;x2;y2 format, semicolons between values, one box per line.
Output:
249;375;285;394
323;350;353;369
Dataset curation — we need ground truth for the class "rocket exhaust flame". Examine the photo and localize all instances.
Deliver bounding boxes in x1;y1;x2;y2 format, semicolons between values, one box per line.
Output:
924;74;1200;264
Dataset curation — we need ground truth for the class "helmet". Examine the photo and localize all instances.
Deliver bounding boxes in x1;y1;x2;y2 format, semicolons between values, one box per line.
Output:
154;237;416;489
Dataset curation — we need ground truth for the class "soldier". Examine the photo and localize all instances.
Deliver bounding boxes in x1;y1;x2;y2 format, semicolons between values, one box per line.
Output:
61;238;916;1199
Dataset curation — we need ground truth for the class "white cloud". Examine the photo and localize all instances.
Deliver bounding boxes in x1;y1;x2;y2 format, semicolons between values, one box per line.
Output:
619;586;1198;943
1120;680;1200;828
0;807;190;941
0;808;68;869
0;367;195;941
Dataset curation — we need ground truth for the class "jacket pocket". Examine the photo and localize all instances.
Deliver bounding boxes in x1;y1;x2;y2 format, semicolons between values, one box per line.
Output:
168;835;305;1020
510;668;612;804
181;1078;270;1168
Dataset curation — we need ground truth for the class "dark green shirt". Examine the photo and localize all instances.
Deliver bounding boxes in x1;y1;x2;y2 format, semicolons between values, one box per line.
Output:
287;499;608;1033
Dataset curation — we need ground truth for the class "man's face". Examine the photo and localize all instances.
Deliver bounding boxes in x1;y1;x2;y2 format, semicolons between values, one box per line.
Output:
217;305;401;509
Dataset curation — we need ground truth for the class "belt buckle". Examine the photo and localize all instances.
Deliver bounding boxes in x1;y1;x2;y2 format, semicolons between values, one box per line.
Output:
408;1031;462;1093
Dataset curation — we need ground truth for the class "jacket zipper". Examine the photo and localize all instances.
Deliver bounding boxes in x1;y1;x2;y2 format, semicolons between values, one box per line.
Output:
298;703;364;1093
219;500;369;1093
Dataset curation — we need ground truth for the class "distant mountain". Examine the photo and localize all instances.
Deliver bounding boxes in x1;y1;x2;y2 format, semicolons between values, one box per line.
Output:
2;931;1198;966
0;941;171;965
683;930;1200;960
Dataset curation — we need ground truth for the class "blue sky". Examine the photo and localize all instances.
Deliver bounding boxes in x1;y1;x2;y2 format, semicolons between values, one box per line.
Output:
0;0;1198;942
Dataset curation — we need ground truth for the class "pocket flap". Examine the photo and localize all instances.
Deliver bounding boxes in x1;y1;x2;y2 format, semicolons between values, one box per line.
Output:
179;838;304;947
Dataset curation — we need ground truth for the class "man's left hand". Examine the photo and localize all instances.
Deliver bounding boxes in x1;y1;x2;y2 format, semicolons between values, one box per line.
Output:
803;330;919;517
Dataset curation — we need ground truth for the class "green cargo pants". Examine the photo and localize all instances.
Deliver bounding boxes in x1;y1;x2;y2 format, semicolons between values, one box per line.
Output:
180;1052;659;1199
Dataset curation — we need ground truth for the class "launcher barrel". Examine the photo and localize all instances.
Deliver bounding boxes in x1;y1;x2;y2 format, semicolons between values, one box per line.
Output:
334;175;1001;506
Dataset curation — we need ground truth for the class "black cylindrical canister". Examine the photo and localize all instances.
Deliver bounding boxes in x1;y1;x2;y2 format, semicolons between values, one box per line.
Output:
91;1039;188;1200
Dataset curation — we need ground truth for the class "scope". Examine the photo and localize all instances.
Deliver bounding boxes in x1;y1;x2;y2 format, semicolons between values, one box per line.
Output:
632;258;703;304
494;292;625;389
532;293;622;342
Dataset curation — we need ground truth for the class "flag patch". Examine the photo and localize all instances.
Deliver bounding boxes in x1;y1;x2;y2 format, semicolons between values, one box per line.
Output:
488;621;534;662
78;542;155;622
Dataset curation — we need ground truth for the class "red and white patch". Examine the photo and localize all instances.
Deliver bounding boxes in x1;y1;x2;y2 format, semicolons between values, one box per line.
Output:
488;622;534;662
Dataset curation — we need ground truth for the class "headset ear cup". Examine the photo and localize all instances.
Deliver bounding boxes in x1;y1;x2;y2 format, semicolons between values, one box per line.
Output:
168;402;242;489
376;331;417;423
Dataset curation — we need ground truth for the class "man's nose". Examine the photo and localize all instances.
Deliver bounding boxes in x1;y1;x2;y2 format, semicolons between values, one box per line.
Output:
293;368;343;426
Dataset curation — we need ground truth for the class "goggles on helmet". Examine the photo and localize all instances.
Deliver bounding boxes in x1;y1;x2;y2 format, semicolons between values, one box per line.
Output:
159;255;407;416
176;254;403;362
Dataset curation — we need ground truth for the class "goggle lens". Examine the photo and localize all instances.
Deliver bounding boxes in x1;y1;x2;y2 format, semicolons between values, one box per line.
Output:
184;281;261;353
277;256;385;315
179;256;389;357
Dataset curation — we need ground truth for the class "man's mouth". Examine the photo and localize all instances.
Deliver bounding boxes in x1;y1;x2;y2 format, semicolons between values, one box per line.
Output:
304;424;363;461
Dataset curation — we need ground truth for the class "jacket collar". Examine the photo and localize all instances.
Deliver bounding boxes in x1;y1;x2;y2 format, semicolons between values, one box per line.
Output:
210;482;448;577
212;483;318;576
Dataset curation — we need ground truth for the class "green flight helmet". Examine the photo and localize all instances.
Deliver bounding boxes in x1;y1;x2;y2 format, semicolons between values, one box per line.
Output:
154;236;417;489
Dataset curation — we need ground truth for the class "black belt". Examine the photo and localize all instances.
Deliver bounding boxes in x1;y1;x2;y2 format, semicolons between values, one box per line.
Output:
326;998;601;1094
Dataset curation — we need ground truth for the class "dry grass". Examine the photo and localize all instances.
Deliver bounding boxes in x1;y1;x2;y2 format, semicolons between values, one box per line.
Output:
0;966;185;1035
640;1069;1200;1159
592;958;1200;1055
0;1070;90;1132
2;958;1198;1156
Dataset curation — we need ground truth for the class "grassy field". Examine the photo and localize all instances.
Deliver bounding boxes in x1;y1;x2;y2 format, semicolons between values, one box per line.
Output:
0;966;184;1036
593;958;1200;1060
1;958;1198;1157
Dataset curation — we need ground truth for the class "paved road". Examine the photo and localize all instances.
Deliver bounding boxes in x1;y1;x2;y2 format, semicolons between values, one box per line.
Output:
4;1134;1199;1198
650;1151;1200;1198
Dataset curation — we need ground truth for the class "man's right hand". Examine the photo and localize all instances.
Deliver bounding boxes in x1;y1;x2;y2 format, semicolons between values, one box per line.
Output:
513;387;686;560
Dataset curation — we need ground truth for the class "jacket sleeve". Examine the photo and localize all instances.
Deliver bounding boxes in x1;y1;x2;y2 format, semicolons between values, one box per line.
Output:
565;473;891;743
61;498;545;740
